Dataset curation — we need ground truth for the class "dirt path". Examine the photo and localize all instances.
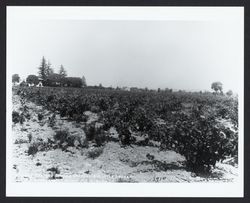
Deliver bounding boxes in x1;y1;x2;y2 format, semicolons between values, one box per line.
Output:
11;93;238;182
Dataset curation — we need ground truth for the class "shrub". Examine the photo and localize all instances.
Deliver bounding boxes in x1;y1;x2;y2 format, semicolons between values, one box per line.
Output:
83;123;107;146
81;138;89;148
27;143;39;156
12;111;20;124
87;147;103;159
26;74;39;85
90;105;100;113
53;130;70;144
116;122;132;146
48;114;56;127
38;113;44;121
19;113;25;124
94;127;106;146
82;114;88;122
116;177;135;183
72;113;88;123
83;123;96;141
24;113;31;120
27;133;32;143
165;113;238;173
27;141;50;156
14;138;28;144
47;166;60;179
98;98;109;111
131;107;154;132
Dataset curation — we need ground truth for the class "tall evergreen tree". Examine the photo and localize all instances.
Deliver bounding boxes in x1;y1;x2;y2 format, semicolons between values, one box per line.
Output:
82;75;87;87
38;57;54;85
59;65;67;77
45;60;54;76
38;56;47;81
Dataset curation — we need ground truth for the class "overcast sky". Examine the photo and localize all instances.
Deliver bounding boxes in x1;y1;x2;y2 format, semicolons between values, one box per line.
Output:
7;7;243;92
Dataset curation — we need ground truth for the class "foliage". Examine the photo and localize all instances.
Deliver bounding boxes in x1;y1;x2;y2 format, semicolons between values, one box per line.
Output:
27;133;32;143
83;123;107;146
82;75;87;87
59;65;67;77
38;56;47;81
226;90;233;97
48;113;56;127
87;147;104;159
211;81;223;93
38;56;54;83
27;143;39;156
94;126;107;146
20;81;28;87
38;113;44;121
47;166;60;179
12;111;26;124
45;61;54;76
53;130;70;145
53;130;87;149
83;123;96;141
165;112;237;172
12;74;20;84
72;113;88;123
12;111;20;124
90;105;100;113
16;86;238;173
14;138;28;144
26;75;39;85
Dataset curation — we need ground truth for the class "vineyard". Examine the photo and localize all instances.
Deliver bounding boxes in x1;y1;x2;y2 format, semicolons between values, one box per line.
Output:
12;86;239;181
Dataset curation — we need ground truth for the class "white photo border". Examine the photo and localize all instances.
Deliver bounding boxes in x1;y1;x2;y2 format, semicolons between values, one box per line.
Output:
6;6;244;197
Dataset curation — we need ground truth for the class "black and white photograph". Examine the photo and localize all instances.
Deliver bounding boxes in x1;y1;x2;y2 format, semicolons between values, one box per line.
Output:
6;6;244;197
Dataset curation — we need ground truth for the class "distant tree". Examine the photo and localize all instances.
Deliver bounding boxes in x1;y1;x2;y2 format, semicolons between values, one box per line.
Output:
157;88;161;93
211;81;223;94
38;57;54;84
59;65;67;77
164;88;173;93
99;83;103;88
26;75;39;85
12;74;20;85
38;56;47;81
45;60;54;76
82;75;87;87
226;90;233;97
20;80;27;87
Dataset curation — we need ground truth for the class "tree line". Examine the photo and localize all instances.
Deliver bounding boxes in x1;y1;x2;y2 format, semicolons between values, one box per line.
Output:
12;56;87;88
11;57;234;96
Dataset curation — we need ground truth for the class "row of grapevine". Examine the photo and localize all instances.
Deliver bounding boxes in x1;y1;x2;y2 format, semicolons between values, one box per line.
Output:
14;86;238;173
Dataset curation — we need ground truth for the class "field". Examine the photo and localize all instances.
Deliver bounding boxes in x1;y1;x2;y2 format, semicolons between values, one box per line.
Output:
11;86;238;182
